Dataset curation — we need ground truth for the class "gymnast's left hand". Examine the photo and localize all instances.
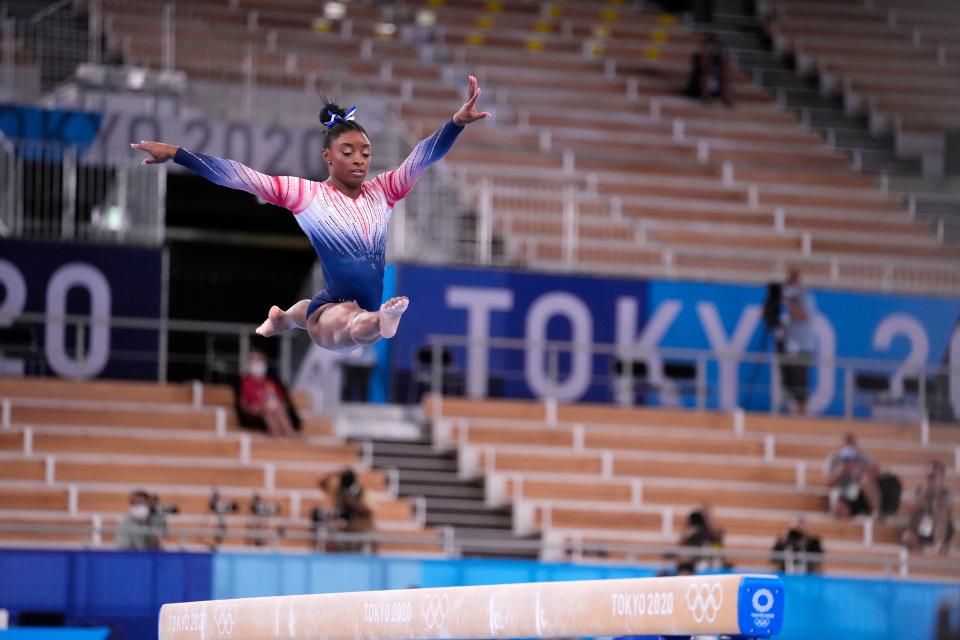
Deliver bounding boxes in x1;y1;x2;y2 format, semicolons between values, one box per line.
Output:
452;75;491;126
130;140;179;165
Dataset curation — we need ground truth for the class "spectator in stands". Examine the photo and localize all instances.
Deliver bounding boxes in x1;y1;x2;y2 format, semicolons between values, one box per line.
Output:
780;268;816;415
827;433;880;518
319;468;374;551
677;503;728;569
237;349;298;437
902;460;954;555
771;516;823;574
116;489;161;551
684;33;734;106
935;595;960;640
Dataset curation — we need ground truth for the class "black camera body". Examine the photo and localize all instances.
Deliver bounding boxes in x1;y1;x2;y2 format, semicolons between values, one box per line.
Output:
250;495;280;517
209;490;238;516
153;504;179;516
762;282;783;330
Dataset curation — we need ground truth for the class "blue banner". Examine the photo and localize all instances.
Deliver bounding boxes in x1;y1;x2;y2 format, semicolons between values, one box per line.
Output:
0;103;329;177
391;264;960;418
0;239;163;379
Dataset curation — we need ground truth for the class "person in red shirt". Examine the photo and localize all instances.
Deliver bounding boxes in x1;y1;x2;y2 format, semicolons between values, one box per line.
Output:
240;350;296;437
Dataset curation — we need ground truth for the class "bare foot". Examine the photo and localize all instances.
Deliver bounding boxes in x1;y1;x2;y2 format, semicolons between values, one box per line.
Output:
379;296;409;339
256;305;295;337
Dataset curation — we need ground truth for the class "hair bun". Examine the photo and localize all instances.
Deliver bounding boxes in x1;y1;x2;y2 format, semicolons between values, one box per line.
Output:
321;102;347;122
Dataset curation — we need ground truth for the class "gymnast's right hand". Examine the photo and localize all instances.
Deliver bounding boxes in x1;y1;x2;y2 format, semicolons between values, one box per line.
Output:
130;140;178;165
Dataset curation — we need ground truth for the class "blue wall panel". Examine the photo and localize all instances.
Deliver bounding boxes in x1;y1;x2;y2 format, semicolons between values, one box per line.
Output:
0;550;211;639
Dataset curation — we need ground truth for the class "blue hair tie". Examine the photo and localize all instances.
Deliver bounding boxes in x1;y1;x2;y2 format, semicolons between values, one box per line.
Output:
322;105;359;128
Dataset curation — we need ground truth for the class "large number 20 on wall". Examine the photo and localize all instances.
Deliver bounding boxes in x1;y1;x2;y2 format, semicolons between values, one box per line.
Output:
0;239;162;380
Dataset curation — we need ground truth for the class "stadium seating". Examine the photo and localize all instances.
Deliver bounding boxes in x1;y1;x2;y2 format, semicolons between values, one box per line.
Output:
763;0;960;137
0;377;442;554
424;394;960;579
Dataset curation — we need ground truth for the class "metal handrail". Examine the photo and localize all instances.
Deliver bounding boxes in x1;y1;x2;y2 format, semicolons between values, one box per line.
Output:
27;0;72;25
425;333;958;375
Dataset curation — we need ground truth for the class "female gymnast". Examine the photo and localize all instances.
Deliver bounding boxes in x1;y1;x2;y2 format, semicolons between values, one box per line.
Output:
132;75;488;352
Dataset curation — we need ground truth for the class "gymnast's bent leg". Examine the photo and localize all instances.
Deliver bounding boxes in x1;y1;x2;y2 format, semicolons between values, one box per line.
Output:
305;297;409;351
256;300;311;337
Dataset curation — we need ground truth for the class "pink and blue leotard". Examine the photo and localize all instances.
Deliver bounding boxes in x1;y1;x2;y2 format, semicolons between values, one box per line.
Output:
174;119;463;317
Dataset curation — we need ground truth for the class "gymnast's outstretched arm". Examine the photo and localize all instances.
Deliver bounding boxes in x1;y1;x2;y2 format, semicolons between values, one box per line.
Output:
374;74;490;207
130;141;313;212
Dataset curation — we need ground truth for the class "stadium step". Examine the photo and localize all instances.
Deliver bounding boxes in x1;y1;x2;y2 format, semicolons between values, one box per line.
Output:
716;4;921;180
398;483;486;501
365;427;540;556
372;455;459;472
424;512;512;529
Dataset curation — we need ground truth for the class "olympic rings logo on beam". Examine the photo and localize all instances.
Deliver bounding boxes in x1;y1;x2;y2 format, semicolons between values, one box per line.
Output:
214;603;238;635
684;583;723;623
422;594;450;629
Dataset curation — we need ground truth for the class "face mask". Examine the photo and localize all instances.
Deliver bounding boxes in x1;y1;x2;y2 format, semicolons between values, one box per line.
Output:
250;362;267;378
130;504;150;520
840;446;857;461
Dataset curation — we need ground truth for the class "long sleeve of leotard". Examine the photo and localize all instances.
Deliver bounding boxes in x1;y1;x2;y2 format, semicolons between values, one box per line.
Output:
374;119;464;208
173;147;315;213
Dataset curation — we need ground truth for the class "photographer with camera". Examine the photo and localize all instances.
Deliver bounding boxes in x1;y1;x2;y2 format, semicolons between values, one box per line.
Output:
778;269;817;416
902;460;954;555
117;489;167;550
246;493;282;547
209;488;238;549
771;517;823;574
675;503;728;570
319;468;374;552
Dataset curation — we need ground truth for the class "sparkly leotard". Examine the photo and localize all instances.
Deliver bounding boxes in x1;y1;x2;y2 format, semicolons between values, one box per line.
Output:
174;119;463;315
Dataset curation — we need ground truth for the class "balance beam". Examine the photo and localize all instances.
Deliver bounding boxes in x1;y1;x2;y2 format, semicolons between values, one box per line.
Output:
159;573;784;639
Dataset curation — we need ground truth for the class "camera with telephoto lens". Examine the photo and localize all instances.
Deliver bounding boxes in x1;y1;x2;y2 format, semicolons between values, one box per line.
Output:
209;489;238;515
762;282;783;330
250;493;280;517
148;494;179;515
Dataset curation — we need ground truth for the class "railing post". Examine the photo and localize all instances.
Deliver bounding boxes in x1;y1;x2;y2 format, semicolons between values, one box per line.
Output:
0;19;14;102
279;332;293;385
843;364;854;420
75;317;86;377
770;350;782;415
238;332;250;375
61;146;77;241
87;0;102;65
243;44;255;118
162;3;175;72
157;248;170;383
547;345;560;397
154;163;167;245
477;179;492;265
918;373;927;421
695;355;706;410
117;162;129;240
562;186;576;268
431;341;443;398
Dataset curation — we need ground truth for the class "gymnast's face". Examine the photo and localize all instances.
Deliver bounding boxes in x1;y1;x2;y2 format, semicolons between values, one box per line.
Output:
323;130;371;189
